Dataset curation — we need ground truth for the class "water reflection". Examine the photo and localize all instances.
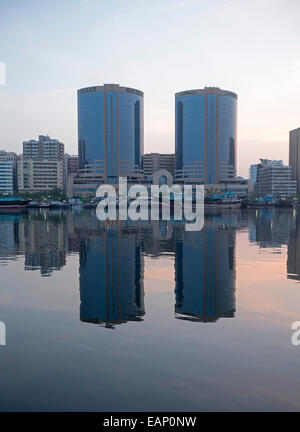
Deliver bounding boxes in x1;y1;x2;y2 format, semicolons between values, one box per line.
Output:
0;208;299;327
79;222;145;328
0;214;21;263
19;211;68;276
248;208;295;250
174;217;236;322
1;209;300;411
287;210;300;281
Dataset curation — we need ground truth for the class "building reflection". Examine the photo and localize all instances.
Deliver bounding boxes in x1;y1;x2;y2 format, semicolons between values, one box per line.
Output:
248;208;295;249
174;216;236;322
0;214;21;262
18;210;67;276
77;218;145;328
287;210;300;281
6;208;299;325
141;220;175;257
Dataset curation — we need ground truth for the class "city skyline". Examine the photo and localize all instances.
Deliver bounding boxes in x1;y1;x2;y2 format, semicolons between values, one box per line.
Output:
1;0;300;177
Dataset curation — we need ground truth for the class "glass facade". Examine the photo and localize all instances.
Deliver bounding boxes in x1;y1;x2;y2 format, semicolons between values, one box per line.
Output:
78;84;143;182
175;87;237;184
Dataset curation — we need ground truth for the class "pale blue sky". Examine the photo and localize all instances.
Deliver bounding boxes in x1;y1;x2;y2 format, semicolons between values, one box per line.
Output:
0;0;299;176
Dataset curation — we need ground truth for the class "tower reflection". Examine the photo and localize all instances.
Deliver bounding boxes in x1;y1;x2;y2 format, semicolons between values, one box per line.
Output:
0;214;21;262
174;216;236;322
19;210;67;276
287;210;300;281
78;219;145;328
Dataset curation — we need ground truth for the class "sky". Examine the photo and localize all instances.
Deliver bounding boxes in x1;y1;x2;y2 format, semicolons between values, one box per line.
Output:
0;0;299;177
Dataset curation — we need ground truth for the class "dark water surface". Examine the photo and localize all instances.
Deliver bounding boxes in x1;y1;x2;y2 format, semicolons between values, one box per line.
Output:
0;208;300;411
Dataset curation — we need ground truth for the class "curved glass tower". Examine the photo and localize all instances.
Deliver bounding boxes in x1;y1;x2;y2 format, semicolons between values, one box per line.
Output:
78;83;144;183
175;87;237;184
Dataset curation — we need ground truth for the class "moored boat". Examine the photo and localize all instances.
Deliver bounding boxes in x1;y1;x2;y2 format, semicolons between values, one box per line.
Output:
0;197;30;211
205;191;241;209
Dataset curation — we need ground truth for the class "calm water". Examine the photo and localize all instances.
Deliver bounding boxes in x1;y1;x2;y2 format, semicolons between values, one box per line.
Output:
0;208;300;412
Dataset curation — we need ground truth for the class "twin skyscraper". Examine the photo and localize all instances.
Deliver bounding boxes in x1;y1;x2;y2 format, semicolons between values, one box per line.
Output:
76;83;237;193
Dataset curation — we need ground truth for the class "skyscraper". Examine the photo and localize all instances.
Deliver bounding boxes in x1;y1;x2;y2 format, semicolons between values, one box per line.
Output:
77;83;144;184
175;87;237;184
289;127;300;193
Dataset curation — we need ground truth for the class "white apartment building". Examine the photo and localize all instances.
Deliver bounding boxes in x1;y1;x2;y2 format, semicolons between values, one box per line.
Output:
18;157;64;192
18;135;65;192
257;159;296;197
0;151;18;194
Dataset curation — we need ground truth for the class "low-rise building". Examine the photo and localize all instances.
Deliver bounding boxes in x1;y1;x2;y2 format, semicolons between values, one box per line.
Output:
257;159;296;197
205;177;249;197
18;157;64;192
143;153;175;177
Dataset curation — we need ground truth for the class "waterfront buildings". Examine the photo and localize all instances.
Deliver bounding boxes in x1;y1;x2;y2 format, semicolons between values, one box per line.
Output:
175;86;237;185
71;84;241;197
18;135;64;193
289;127;300;193
8;86;299;200
0;151;18;194
142;153;175;177
256;159;296;197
